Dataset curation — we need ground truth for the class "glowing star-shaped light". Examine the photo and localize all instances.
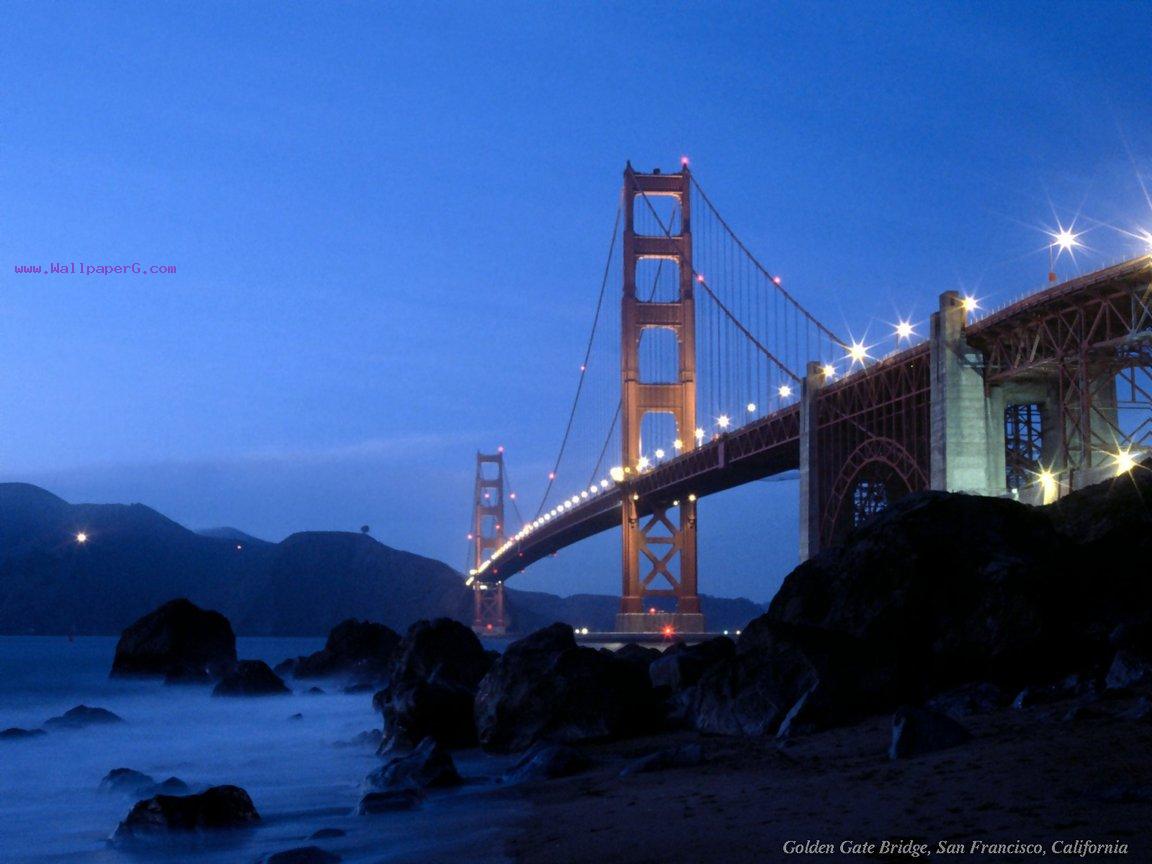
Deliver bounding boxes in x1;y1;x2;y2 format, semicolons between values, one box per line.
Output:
1114;448;1138;476
694;427;705;442
746;402;757;413
673;438;683;451
609;466;625;483
847;341;869;365
75;532;88;544
1052;228;1079;252
822;364;836;379
654;448;665;459
637;455;651;470
1141;230;1152;252
778;385;793;399
961;296;978;314
717;414;731;430
895;321;914;340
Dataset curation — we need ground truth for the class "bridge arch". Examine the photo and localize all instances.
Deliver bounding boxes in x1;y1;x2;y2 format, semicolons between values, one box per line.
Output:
822;436;928;546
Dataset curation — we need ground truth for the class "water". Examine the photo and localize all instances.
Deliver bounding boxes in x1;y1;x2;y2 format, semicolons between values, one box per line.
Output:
0;638;519;864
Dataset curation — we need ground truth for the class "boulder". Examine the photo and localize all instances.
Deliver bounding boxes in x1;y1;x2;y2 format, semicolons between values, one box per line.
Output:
926;682;1005;719
295;619;401;681
364;737;460;791
0;727;45;740
503;743;591;783
649;637;735;691
100;768;155;795
614;643;662;670
111;599;236;679
274;658;301;677
474;623;661;752
356;788;422;814
1119;697;1152;722
113;785;259;839
257;847;342;864
376;618;493;751
889;706;972;759
44;705;123;729
618;743;703;777
211;661;289;697
1105;650;1152;691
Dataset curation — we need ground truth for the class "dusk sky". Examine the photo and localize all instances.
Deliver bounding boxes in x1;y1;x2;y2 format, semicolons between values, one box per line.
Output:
3;2;1151;602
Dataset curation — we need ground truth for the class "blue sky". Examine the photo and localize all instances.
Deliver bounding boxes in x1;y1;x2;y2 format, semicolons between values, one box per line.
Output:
2;2;1151;602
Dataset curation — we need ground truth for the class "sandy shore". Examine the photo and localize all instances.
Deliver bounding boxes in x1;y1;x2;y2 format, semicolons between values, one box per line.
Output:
505;694;1152;864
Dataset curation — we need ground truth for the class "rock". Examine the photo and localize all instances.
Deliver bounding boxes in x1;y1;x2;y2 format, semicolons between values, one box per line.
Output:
1062;704;1105;722
336;729;382;748
614;643;662;670
474;623;661;752
295;619;401;681
343;682;375;694
356;788;422;814
146;777;190;796
649;637;735;692
1011;684;1065;710
100;768;155;795
113;785;260;839
274;657;301;677
308;828;346;840
306;686;325;695
364;737;460;791
257;847;342;864
618;743;703;777
503;743;591;783
1120;697;1152;722
926;682;1005;719
377;618;494;751
889;706;972;759
0;727;45;740
212;661;289;697
1105;650;1152;691
111;598;236;679
289;713;304;721
44;705;123;729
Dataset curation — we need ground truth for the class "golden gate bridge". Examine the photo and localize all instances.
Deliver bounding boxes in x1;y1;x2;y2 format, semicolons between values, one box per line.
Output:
465;162;1152;636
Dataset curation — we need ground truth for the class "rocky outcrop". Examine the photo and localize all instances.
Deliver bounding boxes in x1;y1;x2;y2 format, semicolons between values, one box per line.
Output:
211;661;289;697
111;599;236;678
692;492;1085;738
364;737;460;791
1105;651;1152;691
474;623;661;752
649;637;735;692
113;785;259;838
294;619;401;681
100;769;190;797
375;618;493;751
44;705;124;729
1;727;45;740
889;706;972;759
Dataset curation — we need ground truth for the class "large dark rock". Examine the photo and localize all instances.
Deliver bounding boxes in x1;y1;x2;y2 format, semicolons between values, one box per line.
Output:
1106;650;1152;691
649;637;735;691
357;788;422;814
211;661;289;697
113;785;259;839
44;705;124;729
100;768;155;795
614;643;662;671
364;737;460;791
502;742;591;783
692;492;1086;738
257;847;342;864
295;619;401;681
1;727;45;740
111;599;236;679
889;705;972;759
375;618;493;751
474;623;662;752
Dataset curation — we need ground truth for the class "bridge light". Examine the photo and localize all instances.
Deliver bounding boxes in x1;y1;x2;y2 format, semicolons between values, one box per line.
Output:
1140;230;1152;252
895;321;914;340
75;532;88;544
590;485;598;494
822;363;836;379
778;385;793;398
637;455;651;471
548;471;556;480
847;341;869;365
680;155;689;166
1052;227;1079;252
772;275;782;286
717;414;731;430
694;427;705;442
747;402;757;413
467;533;473;540
688;493;697;502
655;448;665;459
1113;448;1138;476
600;479;610;489
672;499;680;507
961;295;978;314
581;491;589;499
610;466;625;482
509;492;516;500
673;438;683;450
696;273;705;283
497;445;504;453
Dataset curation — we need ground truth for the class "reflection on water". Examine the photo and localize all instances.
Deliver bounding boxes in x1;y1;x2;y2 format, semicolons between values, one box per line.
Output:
0;637;517;864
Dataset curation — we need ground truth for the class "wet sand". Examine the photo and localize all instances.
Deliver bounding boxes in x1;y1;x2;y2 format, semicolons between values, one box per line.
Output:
506;696;1152;864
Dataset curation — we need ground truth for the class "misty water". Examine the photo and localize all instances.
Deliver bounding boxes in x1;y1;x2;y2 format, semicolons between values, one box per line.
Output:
0;638;518;864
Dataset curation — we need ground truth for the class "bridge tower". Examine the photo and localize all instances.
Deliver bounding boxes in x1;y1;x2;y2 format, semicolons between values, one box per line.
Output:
618;164;704;634
470;451;507;635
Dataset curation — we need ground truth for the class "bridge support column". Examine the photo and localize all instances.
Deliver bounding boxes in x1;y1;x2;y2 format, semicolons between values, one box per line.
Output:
798;361;826;561
616;164;704;635
469;451;508;635
930;291;1000;495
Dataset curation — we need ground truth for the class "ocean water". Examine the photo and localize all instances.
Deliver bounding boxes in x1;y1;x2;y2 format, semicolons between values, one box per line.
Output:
0;637;519;864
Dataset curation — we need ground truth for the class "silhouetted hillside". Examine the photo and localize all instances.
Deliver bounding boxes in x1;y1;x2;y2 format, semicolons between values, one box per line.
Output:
0;484;764;636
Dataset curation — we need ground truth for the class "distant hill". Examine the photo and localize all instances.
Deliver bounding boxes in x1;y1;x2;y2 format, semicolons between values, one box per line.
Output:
0;483;764;636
